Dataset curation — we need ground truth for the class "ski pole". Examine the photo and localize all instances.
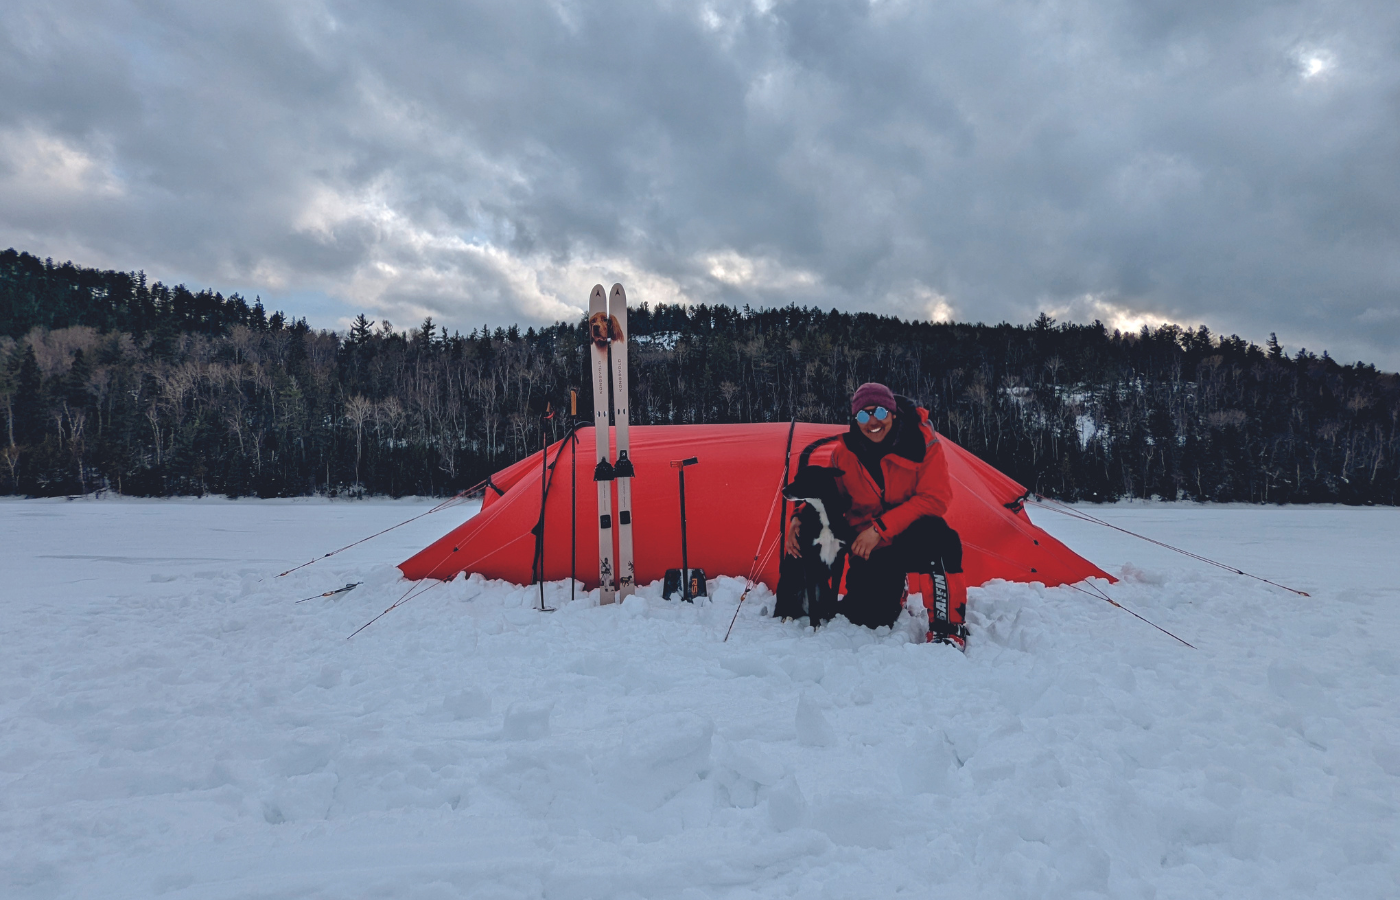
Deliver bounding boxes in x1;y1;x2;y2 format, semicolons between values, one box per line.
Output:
779;417;796;563
571;389;578;606
537;402;555;611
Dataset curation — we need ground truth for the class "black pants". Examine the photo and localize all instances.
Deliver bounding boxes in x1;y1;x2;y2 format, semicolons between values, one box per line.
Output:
840;516;963;629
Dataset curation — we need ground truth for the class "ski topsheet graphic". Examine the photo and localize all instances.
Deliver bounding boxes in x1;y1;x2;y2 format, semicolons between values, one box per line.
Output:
588;285;617;604
609;283;635;599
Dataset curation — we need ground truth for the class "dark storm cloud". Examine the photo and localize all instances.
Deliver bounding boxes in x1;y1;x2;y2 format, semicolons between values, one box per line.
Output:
2;0;1398;365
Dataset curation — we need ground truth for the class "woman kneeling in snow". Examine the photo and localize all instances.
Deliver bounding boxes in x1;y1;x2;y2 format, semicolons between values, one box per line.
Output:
778;382;967;647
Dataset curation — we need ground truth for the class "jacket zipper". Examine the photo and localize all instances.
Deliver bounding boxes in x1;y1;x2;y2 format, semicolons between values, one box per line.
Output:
859;452;919;511
859;459;887;511
853;432;919;515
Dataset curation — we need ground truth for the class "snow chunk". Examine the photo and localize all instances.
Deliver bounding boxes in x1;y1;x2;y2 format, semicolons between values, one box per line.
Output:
605;712;715;811
715;739;784;787
442;687;491;720
897;731;956;794
1373;741;1400;776
795;692;837;747
811;792;905;848
766;774;809;831
501;699;554;740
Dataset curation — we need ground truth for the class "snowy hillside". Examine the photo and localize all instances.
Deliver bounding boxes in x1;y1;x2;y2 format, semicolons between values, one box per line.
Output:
2;498;1398;899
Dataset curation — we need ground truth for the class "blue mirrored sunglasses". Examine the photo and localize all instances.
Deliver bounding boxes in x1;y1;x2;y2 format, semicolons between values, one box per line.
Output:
855;406;890;424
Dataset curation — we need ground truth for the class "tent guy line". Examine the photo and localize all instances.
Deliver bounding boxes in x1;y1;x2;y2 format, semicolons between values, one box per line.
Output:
347;563;450;640
1065;578;1196;650
948;485;1198;648
723;420;798;643
275;477;497;580
724;460;790;642
346;502;512;639
1025;495;1310;597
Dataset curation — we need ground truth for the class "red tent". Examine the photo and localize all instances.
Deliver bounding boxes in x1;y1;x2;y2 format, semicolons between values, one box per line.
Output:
399;424;1110;591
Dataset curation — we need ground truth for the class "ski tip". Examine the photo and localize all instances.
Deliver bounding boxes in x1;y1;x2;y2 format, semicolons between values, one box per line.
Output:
590;284;606;300
610;283;627;304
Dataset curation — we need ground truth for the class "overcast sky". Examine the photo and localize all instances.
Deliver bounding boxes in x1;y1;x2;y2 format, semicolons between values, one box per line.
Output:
3;1;1398;366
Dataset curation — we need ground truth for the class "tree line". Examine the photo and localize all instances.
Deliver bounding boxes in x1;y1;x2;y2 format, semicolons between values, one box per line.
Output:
4;248;1398;504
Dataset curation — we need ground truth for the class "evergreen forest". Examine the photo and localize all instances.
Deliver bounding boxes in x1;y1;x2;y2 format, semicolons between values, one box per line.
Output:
4;248;1398;504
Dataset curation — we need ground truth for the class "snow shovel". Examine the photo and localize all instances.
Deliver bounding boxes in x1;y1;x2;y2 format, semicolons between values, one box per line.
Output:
664;457;706;601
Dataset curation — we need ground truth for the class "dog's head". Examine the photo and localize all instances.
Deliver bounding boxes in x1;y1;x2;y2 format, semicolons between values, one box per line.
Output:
589;312;623;349
782;465;844;503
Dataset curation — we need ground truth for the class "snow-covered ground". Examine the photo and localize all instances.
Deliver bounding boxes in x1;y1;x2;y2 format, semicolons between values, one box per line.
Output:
2;497;1398;899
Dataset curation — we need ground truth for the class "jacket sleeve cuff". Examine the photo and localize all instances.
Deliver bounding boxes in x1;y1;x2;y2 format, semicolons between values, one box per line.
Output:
878;508;917;537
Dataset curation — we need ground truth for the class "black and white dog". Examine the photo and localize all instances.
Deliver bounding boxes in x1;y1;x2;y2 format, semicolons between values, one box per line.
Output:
775;466;855;628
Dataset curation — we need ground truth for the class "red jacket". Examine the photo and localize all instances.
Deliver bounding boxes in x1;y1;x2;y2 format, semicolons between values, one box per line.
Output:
829;401;952;543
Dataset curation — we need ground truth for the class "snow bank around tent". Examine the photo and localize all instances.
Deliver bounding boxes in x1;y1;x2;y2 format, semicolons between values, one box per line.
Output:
2;498;1398;899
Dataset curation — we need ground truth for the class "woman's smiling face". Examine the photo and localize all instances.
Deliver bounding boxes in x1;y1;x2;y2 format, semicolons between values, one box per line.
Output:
858;406;895;443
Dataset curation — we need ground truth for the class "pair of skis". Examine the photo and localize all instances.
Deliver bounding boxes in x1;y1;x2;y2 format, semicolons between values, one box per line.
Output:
588;283;634;605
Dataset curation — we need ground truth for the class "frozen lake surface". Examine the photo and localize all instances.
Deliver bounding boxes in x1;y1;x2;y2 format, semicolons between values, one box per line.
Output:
2;497;1398;899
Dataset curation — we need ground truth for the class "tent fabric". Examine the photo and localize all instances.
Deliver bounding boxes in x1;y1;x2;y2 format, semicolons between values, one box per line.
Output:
398;423;1111;590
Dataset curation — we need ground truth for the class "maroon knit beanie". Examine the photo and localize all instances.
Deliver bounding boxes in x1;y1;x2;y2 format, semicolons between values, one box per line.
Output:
850;382;897;416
